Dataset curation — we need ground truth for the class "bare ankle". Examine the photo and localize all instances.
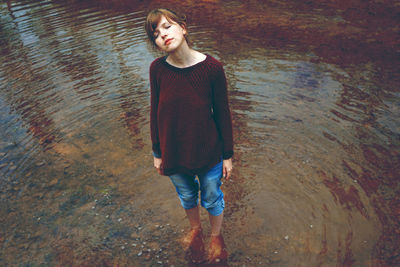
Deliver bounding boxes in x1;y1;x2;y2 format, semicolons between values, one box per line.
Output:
211;231;223;238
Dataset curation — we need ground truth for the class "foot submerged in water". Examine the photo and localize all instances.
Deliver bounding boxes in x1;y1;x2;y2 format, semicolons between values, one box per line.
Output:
183;228;206;263
208;234;228;264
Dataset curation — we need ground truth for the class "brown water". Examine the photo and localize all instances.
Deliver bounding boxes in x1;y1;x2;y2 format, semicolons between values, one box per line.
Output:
1;0;399;266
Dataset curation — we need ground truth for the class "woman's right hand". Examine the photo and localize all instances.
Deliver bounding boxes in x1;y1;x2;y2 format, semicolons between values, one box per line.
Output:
154;157;162;174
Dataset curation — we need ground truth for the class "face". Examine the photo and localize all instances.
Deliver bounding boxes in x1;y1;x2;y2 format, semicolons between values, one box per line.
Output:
153;15;187;52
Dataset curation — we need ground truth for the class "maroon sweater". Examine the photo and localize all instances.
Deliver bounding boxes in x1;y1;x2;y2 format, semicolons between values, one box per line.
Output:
150;54;233;176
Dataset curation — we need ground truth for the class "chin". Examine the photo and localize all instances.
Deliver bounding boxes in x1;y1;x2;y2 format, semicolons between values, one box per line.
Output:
164;46;178;53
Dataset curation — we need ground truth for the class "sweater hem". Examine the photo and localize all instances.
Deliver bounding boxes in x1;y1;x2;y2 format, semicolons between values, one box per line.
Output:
160;156;221;177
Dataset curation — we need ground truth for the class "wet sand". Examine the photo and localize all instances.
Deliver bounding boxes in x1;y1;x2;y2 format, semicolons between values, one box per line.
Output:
0;0;399;266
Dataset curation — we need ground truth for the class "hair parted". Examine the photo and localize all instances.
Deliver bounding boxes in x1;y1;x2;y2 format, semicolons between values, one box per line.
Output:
144;8;190;48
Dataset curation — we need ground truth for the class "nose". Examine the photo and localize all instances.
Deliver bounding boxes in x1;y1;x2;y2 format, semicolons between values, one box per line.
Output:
157;28;167;39
160;31;168;39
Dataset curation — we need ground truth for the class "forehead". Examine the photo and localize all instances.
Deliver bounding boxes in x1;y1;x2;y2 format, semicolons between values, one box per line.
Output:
155;15;176;30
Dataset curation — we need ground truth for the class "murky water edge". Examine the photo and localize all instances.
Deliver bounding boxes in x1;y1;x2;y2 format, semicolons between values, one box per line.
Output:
1;0;399;266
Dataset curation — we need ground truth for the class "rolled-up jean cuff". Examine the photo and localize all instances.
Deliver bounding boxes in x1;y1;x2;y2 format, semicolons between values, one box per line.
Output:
204;197;225;216
181;200;199;210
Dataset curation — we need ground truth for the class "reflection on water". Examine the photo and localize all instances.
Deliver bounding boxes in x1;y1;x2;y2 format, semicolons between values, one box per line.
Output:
1;0;399;266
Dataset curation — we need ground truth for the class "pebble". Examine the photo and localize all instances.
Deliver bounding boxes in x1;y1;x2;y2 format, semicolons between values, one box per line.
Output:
132;243;137;247
0;152;6;158
284;235;289;240
36;161;45;167
118;218;122;222
121;246;125;250
310;224;313;228
137;251;142;256
274;251;278;254
49;178;58;186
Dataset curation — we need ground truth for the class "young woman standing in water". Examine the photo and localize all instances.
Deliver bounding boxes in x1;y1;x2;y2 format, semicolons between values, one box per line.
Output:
145;8;234;264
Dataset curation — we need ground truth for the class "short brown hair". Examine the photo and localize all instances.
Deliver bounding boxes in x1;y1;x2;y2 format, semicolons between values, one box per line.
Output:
144;8;190;48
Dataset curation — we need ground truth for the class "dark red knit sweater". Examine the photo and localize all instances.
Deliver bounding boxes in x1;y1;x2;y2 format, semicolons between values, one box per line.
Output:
150;54;233;176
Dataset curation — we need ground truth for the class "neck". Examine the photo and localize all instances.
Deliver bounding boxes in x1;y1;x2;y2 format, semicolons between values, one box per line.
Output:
166;43;199;68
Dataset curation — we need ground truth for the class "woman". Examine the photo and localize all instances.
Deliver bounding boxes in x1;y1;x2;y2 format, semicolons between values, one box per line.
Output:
145;8;233;264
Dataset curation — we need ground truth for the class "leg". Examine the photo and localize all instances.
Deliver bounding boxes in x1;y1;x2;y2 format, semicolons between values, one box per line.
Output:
209;211;224;237
169;173;200;226
185;205;201;230
198;160;225;217
198;161;228;263
208;211;228;264
169;173;205;263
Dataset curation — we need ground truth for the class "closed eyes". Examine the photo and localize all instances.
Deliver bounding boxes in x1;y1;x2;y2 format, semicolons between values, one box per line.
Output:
154;24;172;38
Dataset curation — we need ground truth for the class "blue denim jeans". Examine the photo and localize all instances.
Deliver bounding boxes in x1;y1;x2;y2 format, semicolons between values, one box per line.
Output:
169;161;225;216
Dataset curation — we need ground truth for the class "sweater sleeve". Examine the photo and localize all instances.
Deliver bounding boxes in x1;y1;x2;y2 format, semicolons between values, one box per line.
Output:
150;61;161;158
211;63;234;159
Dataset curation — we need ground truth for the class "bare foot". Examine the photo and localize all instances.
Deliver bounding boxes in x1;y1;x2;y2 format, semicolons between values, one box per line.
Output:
208;234;228;264
182;228;205;263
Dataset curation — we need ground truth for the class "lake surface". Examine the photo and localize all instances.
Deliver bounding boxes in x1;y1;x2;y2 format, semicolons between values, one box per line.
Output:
1;0;399;266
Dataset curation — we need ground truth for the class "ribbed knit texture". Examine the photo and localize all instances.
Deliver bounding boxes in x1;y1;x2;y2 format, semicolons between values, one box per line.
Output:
150;54;233;176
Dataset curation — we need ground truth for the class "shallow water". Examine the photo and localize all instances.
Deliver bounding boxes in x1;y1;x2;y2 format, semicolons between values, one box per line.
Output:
0;0;399;266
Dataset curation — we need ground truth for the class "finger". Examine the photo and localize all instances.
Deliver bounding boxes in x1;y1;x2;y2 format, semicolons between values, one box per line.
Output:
223;167;227;178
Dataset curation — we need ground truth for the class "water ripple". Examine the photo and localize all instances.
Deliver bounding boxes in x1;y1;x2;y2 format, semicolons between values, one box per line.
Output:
0;0;399;266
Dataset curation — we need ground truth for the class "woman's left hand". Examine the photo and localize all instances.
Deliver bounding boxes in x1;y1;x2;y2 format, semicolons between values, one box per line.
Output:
222;158;233;180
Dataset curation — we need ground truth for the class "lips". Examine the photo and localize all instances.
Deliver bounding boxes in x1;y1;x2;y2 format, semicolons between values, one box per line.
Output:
165;38;173;45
